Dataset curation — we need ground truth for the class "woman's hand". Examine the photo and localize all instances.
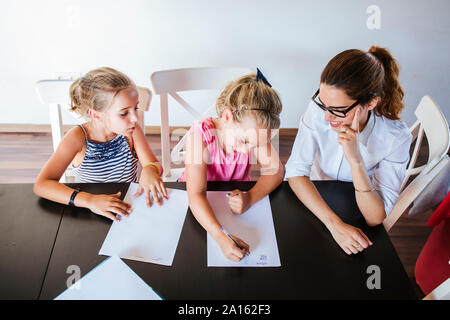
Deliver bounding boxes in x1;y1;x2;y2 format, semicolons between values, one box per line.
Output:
338;107;363;165
228;189;251;215
86;191;131;222
217;232;250;262
328;218;373;255
135;165;168;207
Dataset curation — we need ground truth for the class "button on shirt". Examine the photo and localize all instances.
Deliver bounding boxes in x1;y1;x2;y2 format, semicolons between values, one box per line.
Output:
285;101;412;216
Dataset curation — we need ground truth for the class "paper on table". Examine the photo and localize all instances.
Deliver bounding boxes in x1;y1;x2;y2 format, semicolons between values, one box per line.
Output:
55;256;162;300
99;183;188;266
207;192;281;267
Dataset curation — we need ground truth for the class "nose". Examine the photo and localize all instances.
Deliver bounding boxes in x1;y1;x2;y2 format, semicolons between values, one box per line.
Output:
130;109;138;123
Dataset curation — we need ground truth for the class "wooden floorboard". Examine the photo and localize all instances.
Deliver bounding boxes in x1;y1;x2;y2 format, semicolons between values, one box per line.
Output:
0;131;435;298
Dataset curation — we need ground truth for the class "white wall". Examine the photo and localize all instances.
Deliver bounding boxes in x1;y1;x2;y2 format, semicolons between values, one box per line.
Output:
0;0;449;128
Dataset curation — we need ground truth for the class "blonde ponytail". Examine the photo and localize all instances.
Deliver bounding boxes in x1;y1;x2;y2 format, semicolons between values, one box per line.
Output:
216;73;282;129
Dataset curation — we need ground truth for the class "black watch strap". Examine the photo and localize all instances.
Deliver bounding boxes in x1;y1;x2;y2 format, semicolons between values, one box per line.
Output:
69;188;80;206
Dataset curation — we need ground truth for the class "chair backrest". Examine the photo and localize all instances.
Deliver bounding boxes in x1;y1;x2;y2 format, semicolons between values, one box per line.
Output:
135;87;152;130
384;95;449;232
36;80;152;146
400;95;450;191
151;67;254;94
35;80;85;153
414;96;449;165
150;67;253;180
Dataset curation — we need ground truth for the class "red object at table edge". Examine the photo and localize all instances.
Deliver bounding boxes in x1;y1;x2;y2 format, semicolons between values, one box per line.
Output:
415;191;450;296
426;191;450;227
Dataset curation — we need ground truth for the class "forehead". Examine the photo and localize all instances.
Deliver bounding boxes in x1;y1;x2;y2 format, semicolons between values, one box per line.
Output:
236;114;268;132
319;83;354;107
110;87;139;109
235;116;271;142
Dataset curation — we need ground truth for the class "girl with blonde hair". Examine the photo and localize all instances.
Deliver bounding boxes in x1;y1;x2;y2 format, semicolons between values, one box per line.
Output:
180;69;284;262
34;67;167;221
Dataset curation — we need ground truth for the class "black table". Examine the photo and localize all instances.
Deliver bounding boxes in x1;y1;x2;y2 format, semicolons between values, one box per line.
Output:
0;182;416;300
0;184;64;299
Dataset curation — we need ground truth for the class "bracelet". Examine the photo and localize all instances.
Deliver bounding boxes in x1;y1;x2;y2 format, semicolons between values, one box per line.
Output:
354;187;375;193
69;188;80;206
143;162;162;177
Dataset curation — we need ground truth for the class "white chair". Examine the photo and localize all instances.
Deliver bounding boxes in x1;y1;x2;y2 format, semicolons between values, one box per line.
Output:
383;96;450;232
35;79;151;182
150;67;253;181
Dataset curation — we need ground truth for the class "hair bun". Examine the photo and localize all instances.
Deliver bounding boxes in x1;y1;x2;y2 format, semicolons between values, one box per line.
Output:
368;45;378;53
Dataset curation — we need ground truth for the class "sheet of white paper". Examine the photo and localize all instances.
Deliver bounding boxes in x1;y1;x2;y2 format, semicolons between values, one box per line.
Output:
55;256;162;300
99;183;188;266
207;192;281;267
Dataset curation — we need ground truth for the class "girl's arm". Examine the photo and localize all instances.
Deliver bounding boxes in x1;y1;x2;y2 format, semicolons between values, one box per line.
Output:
288;175;372;255
228;141;284;214
132;123;168;206
33;126;131;222
185;131;249;262
132;123;161;167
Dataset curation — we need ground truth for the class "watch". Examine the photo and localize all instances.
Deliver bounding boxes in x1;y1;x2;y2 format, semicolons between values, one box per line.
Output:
69;188;80;206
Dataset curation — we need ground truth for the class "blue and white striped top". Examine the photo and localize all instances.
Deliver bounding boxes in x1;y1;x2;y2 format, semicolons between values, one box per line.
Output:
72;125;139;183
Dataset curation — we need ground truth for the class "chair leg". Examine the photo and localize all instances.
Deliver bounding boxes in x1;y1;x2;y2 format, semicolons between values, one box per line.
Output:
160;94;171;179
49;103;64;152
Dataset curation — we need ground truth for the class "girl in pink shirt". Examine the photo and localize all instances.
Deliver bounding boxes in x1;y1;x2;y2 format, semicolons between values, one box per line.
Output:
178;117;252;182
182;70;284;262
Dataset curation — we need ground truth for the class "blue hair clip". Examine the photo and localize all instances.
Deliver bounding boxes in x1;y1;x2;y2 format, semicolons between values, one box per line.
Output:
256;68;272;87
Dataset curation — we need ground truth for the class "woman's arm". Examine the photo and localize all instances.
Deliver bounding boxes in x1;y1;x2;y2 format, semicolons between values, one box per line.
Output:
288;175;372;255
185;131;249;261
338;108;386;226
350;162;386;226
33;127;131;221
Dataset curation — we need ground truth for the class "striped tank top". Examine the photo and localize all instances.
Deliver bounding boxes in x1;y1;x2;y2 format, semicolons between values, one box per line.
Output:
72;125;139;183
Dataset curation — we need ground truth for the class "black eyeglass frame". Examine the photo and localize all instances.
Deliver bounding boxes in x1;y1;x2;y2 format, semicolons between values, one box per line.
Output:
311;89;363;118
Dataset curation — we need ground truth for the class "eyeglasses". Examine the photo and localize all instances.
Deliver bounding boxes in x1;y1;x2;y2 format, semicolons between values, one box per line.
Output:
311;89;361;118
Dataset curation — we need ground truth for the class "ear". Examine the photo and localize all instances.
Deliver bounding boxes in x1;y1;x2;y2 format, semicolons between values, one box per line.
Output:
221;107;234;123
366;96;379;111
88;108;102;121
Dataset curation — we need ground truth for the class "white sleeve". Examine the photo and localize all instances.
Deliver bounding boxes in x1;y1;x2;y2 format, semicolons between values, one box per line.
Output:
372;130;412;216
285;104;318;179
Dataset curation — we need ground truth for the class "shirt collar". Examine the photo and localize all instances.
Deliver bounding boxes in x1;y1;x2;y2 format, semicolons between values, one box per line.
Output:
359;111;375;146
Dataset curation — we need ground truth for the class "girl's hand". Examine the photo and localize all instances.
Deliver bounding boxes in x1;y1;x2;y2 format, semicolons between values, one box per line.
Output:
217;232;250;262
135;165;168;207
87;192;131;222
328;219;373;255
228;190;251;215
338;107;363;165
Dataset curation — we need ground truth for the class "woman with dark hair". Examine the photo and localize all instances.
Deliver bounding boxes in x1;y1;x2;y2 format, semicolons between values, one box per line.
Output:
286;46;412;255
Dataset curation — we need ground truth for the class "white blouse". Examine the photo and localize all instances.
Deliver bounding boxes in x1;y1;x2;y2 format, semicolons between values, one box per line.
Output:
285;101;412;216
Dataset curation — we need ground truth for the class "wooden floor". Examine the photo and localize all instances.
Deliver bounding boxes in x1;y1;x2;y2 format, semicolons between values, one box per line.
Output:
0;131;434;298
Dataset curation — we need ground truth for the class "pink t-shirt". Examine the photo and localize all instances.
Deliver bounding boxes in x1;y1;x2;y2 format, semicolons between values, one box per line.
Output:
178;117;252;182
